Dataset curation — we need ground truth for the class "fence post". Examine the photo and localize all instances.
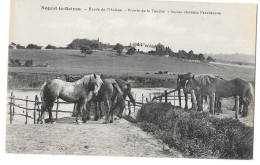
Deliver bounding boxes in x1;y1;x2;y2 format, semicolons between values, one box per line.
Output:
9;92;13;124
149;94;152;101
142;94;144;104
134;94;136;113
235;95;239;119
25;96;28;124
72;103;76;117
12;93;15;120
164;90;168;103
146;98;149;103
34;95;37;124
191;90;197;111
210;93;215;115
178;88;182;107
56;98;59;120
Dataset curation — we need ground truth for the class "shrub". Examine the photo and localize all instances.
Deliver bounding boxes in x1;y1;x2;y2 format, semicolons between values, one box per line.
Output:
136;102;253;159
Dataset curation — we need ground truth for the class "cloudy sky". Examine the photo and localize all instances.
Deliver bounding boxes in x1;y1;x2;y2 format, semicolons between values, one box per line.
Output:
10;0;257;55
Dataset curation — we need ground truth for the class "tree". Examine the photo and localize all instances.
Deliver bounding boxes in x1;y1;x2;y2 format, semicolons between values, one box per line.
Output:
80;46;93;56
66;38;103;50
113;43;124;55
46;44;57;49
126;47;136;55
16;44;25;49
155;43;166;55
26;44;41;49
197;53;205;61
206;56;215;62
90;42;99;50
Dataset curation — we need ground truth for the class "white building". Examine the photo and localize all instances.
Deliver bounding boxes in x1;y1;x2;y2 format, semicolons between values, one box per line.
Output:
131;43;156;53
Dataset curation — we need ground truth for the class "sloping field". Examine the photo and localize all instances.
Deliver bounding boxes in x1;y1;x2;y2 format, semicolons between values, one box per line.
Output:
8;49;255;81
6;118;182;157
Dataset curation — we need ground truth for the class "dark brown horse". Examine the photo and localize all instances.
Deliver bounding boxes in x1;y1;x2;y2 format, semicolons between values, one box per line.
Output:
186;75;254;117
184;74;224;111
91;79;135;123
177;73;192;109
39;74;103;124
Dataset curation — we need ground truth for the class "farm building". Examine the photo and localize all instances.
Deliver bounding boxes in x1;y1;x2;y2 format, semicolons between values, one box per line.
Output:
131;43;156;53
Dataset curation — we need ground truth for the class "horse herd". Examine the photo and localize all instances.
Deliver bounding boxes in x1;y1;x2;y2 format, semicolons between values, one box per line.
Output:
39;74;135;124
39;73;254;124
177;73;254;117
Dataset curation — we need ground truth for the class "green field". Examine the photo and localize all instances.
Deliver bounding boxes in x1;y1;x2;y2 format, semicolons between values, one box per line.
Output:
8;49;255;82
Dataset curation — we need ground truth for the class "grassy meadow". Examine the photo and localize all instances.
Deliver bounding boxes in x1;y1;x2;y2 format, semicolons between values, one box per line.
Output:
8;49;255;88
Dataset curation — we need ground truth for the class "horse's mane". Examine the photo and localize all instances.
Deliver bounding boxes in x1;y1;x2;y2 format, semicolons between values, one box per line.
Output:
194;74;224;87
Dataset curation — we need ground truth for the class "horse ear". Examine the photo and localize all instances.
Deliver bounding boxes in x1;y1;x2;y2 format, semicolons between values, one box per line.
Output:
94;74;96;79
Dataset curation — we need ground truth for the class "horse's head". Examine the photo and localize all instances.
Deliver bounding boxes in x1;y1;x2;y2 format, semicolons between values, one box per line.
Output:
85;74;103;96
177;73;192;89
184;75;198;93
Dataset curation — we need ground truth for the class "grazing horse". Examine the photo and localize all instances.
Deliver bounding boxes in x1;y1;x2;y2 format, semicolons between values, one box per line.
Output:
184;74;225;111
90;79;124;123
186;75;254;117
115;79;136;117
91;79;136;123
39;74;103;124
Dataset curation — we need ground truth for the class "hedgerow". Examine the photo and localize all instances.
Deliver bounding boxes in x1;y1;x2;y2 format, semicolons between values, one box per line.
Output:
135;102;253;159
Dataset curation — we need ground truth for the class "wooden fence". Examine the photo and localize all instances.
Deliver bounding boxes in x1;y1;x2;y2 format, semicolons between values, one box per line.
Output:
8;92;74;124
7;88;241;124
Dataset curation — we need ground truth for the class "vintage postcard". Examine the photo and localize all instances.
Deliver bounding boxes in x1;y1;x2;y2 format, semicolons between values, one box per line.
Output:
6;0;257;160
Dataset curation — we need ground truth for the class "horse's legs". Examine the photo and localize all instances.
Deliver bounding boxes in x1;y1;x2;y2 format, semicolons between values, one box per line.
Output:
94;101;99;121
38;104;46;124
184;93;188;109
103;99;111;124
47;107;54;123
117;102;126;119
241;99;249;117
204;95;208;103
75;101;85;124
99;102;103;119
214;97;222;114
109;107;114;123
82;101;91;123
196;94;203;111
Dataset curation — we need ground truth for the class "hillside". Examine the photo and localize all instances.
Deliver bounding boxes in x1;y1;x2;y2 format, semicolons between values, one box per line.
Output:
8;49;255;81
207;53;255;65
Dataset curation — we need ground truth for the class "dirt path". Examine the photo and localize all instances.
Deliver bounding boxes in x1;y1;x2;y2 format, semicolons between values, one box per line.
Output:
6;117;182;157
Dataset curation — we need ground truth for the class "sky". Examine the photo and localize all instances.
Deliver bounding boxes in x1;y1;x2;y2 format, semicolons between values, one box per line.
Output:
10;0;257;55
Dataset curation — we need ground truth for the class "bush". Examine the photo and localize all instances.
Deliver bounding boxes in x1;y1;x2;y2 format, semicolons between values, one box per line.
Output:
136;102;253;159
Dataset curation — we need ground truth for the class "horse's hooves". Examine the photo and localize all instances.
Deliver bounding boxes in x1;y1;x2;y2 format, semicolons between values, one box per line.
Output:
103;121;109;124
109;120;113;123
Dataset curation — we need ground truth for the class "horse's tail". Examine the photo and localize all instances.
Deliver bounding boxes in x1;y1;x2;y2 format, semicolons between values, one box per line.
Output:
126;84;136;105
112;82;124;106
246;82;254;104
112;82;124;96
40;81;48;108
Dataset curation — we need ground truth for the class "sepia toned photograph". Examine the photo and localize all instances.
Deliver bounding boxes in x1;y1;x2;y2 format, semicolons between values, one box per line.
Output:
6;0;257;160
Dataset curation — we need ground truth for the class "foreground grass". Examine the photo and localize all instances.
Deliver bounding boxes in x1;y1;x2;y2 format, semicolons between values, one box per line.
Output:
124;103;254;159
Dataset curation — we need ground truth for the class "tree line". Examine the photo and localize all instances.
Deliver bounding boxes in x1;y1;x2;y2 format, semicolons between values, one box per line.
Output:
9;39;215;62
